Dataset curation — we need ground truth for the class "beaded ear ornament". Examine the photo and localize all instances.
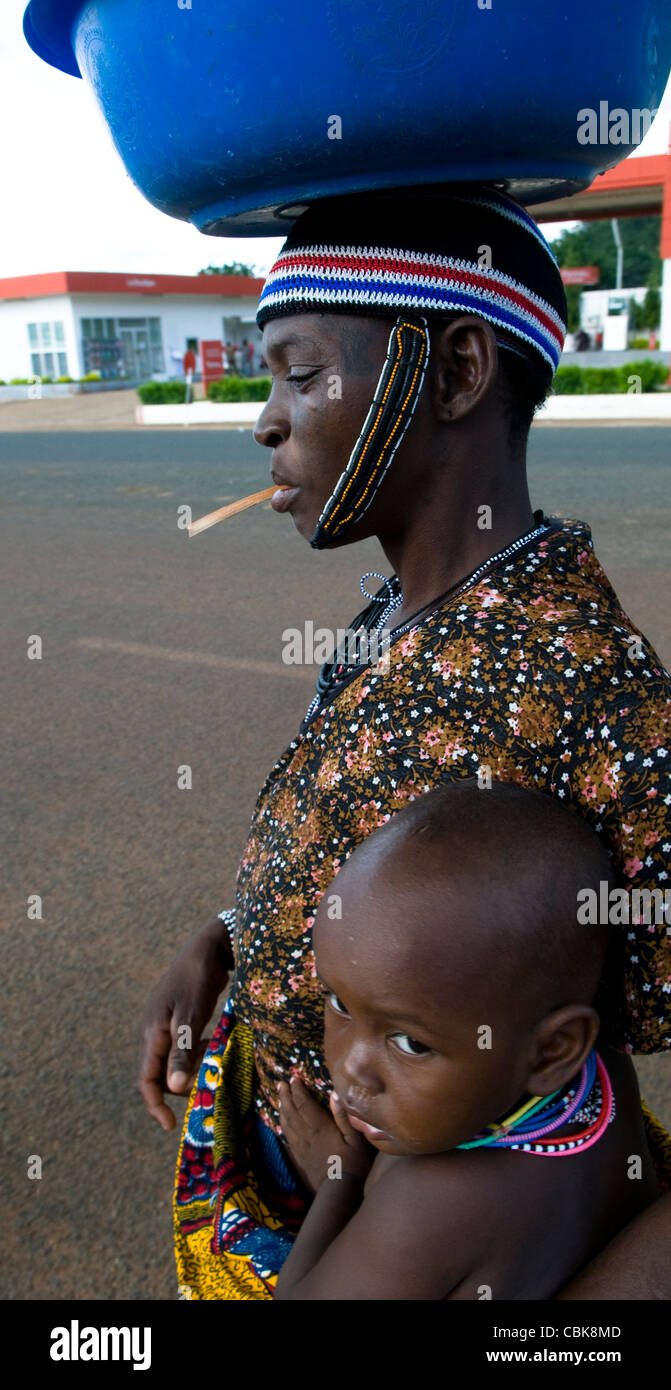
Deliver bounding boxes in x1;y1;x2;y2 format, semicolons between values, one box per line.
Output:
309;313;430;549
187;312;428;540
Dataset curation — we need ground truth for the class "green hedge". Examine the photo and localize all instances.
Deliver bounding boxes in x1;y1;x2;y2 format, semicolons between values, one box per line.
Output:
206;375;271;402
135;377;271;403
136;380;187;403
553;361;668;394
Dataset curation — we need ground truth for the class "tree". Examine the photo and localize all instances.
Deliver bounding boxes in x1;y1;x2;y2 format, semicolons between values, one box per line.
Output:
564;284;582;335
641;284;661;330
551;216;662;290
197;262;256;277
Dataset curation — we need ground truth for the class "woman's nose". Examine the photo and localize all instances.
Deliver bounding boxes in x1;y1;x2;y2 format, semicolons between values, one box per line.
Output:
253;393;289;449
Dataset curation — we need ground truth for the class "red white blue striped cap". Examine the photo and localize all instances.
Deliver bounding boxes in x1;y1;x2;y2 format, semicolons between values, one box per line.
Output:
257;185;567;375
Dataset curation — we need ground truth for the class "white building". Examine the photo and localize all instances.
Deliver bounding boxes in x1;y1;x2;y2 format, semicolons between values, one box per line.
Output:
0;270;265;382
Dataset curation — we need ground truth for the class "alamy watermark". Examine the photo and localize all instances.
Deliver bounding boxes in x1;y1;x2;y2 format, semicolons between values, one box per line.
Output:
282;622;392;669
577;102;657;146
578;881;671;927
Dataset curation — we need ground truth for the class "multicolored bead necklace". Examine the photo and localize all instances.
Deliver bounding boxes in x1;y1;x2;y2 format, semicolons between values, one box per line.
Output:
457;1050;615;1157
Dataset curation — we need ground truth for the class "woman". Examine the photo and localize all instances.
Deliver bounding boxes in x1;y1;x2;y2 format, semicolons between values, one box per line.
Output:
138;185;671;1299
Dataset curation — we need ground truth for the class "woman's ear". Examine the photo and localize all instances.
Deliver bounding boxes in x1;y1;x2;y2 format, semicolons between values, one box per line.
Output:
429;317;499;424
525;1006;601;1096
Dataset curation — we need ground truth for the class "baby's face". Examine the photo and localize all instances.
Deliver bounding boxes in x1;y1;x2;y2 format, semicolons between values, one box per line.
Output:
314;882;536;1156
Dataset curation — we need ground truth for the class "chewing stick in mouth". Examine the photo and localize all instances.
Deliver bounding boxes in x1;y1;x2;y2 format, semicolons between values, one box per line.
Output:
188;485;288;537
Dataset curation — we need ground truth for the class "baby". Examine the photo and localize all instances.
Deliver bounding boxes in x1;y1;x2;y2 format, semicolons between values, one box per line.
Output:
275;780;658;1300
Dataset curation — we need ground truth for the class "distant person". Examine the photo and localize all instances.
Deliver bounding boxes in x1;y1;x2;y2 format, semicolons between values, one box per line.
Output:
245;339;256;376
233;343;243;375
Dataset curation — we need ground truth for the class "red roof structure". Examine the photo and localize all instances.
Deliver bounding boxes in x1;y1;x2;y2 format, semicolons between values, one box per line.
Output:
529;140;671;259
0;270;265;300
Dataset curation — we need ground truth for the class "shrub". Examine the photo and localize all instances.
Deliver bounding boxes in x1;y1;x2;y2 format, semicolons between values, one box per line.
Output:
554;362;667;395
553;365;584;394
80;371;102;381
9;377;30;385
56;375;74;383
136;380;187;404
207;374;271;402
580;368;619;394
617;360;667;392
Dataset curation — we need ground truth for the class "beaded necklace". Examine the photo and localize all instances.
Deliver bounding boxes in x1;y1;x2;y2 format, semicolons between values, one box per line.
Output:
456;1050;615;1157
303;514;552;726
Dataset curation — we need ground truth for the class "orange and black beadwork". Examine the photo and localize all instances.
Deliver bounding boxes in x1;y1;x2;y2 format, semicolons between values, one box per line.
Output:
309;313;429;548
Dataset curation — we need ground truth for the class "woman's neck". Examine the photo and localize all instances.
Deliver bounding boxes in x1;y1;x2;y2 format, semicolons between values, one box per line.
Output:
377;468;535;628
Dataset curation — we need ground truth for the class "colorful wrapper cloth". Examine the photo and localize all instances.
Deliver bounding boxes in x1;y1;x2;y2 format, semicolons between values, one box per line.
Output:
174;1002;671;1301
173;1000;307;1300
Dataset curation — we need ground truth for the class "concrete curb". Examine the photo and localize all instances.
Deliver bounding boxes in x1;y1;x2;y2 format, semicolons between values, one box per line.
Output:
136;395;671;427
536;394;671;422
136;400;265;426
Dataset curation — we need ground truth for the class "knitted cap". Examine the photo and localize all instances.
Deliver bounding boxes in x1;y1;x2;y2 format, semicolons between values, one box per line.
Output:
257;184;567;375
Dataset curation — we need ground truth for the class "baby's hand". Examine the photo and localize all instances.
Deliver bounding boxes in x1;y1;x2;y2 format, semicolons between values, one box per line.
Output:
278;1078;374;1193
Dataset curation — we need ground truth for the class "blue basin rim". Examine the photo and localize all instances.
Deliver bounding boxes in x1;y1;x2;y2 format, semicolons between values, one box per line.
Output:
22;0;671;234
23;0;84;78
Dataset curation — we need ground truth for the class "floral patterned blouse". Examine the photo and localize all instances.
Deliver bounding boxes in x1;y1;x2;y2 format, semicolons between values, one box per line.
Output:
227;517;671;1136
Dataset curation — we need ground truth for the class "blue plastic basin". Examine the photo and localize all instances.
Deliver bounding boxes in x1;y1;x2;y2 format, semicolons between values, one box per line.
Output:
23;0;671;235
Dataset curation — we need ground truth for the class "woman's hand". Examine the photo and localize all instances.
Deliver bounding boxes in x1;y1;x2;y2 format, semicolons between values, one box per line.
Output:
136;916;234;1131
278;1077;375;1193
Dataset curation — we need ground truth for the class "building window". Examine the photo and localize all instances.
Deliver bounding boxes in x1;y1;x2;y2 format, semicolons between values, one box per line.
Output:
116;316;164;375
78;314;165;379
81;315;125;379
27;322;69;377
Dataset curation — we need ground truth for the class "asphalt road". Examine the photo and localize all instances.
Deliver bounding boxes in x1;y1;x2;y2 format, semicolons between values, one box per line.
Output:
2;425;670;1300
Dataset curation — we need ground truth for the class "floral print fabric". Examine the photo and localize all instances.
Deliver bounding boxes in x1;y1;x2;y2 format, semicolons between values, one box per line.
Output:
227;517;671;1138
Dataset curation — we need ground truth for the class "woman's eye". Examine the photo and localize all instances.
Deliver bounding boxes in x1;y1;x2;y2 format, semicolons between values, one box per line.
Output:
327;991;349;1017
286;370;318;386
392;1033;432;1056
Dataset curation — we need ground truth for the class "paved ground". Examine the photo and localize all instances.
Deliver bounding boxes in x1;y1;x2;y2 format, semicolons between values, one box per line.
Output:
0;384;212;431
2;425;670;1300
0;386;142;430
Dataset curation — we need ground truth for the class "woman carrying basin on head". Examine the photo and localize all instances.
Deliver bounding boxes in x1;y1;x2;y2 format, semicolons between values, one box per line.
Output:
136;185;671;1299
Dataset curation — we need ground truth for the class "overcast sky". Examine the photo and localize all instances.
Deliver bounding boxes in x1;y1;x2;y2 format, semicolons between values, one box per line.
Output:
2;0;670;281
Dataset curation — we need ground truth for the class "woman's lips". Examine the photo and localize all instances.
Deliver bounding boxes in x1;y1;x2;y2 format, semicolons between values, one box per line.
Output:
271;485;300;512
